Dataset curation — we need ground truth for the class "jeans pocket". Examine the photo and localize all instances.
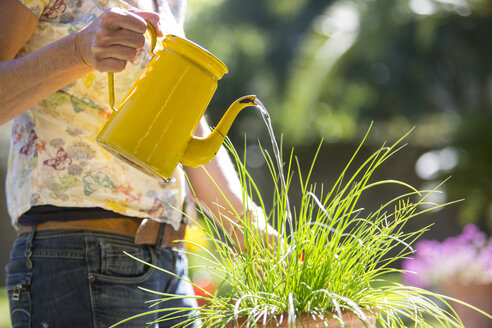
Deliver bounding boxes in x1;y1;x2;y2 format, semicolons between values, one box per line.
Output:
94;241;155;284
6;271;32;328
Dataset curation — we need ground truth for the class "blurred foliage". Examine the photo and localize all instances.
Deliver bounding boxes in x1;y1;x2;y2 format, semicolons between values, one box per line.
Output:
0;288;10;328
184;0;492;231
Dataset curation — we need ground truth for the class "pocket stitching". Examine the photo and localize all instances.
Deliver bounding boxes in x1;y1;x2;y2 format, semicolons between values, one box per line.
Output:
92;246;157;284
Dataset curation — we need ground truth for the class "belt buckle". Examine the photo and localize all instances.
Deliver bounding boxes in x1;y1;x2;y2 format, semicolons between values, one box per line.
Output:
181;215;190;225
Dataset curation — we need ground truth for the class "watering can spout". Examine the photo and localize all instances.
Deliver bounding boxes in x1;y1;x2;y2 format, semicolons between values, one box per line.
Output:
180;95;259;167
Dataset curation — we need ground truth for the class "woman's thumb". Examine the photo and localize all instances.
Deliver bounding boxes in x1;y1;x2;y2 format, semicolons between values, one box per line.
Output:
130;10;163;37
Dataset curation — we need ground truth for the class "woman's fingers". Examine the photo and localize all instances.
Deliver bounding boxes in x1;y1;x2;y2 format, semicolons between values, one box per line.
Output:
75;7;161;72
95;45;138;62
101;8;147;33
97;58;128;72
104;29;146;49
131;10;163;37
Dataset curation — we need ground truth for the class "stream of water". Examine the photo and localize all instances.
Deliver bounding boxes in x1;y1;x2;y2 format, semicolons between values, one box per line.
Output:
254;99;293;236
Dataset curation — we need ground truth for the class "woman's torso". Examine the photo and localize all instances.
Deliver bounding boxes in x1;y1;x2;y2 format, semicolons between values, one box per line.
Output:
7;0;188;230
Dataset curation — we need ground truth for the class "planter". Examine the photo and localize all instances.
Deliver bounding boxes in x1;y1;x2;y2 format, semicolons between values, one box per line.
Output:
443;282;492;328
225;311;376;328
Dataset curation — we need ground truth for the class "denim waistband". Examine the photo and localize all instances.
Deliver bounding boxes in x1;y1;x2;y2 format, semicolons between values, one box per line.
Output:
10;228;166;262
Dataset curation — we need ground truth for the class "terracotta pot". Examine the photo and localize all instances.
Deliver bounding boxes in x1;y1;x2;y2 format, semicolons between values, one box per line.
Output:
443;282;492;328
225;311;376;328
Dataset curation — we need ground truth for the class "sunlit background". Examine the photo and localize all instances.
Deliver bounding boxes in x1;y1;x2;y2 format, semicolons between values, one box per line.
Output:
182;0;492;236
1;0;491;326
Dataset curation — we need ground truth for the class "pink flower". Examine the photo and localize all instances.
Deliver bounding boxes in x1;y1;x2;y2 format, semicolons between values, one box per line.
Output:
402;225;492;288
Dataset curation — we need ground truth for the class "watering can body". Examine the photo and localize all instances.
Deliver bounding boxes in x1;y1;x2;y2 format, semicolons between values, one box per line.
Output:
97;34;257;182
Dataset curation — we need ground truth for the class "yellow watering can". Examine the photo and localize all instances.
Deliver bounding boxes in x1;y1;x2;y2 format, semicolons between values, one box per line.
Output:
97;25;259;182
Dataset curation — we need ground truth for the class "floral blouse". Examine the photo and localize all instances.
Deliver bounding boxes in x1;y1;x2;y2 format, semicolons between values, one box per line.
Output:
7;0;187;230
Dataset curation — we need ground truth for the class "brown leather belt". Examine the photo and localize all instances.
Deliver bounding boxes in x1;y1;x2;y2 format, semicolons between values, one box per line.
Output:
17;218;186;248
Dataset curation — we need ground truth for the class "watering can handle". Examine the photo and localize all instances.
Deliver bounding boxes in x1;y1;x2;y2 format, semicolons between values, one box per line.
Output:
107;23;158;111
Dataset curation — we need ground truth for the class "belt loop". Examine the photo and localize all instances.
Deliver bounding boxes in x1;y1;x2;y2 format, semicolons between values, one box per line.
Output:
155;222;167;249
24;225;36;269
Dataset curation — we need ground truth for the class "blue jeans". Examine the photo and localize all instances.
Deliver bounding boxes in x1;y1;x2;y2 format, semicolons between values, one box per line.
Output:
6;227;199;328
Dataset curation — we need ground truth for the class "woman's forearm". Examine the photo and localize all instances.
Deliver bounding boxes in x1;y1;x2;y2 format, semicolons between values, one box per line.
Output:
185;119;278;251
0;5;164;125
184;119;246;219
0;32;92;125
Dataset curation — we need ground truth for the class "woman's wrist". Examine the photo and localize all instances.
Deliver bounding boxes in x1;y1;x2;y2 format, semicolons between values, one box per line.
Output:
73;31;94;70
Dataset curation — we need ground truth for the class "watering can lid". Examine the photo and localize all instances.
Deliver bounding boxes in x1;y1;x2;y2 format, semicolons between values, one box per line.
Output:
163;35;229;79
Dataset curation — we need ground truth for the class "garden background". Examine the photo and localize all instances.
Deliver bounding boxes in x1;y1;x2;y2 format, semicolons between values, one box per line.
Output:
1;0;491;326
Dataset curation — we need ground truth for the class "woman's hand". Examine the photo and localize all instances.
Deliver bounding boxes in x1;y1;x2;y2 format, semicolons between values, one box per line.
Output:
74;8;163;72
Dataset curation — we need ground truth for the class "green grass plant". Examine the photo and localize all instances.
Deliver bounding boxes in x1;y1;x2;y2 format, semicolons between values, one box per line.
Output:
0;288;11;328
113;126;492;327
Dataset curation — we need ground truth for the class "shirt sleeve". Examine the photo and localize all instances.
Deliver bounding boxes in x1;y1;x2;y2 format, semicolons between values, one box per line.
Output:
17;0;48;18
167;0;186;28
